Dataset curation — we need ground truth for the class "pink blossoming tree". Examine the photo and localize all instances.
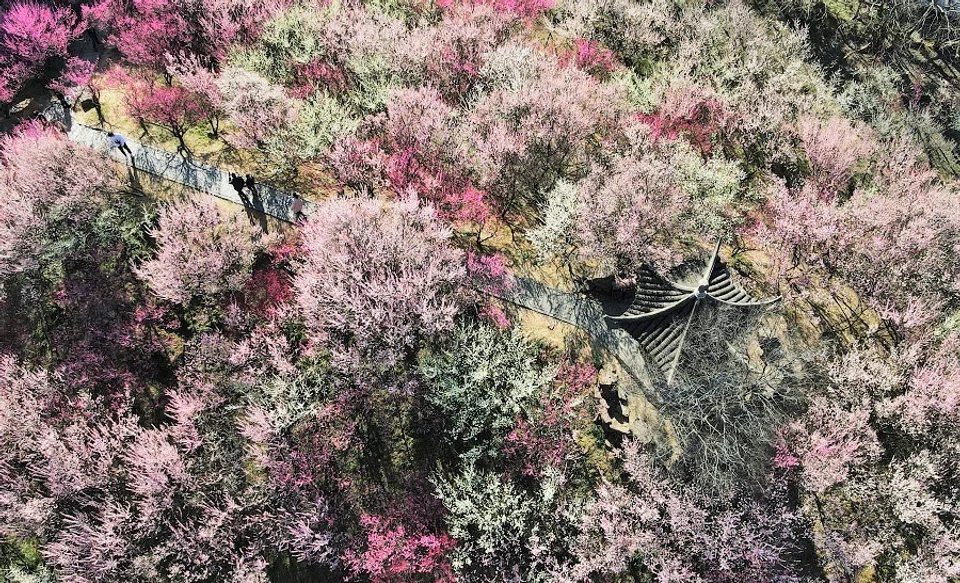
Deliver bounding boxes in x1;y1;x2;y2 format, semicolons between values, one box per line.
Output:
0;124;116;293
0;2;75;105
135;197;265;310
293;196;465;379
557;441;804;582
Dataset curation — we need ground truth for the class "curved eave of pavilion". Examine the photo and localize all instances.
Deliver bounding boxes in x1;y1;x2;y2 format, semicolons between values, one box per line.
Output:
606;294;697;322
610;294;781;323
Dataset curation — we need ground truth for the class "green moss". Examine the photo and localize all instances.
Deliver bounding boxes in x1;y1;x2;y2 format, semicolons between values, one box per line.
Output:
1;536;50;581
5;537;42;565
823;0;858;22
940;310;960;337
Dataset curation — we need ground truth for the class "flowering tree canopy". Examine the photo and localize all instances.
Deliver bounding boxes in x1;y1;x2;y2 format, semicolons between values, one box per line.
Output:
135;197;265;308
293;196;465;376
2;0;960;581
0;2;74;104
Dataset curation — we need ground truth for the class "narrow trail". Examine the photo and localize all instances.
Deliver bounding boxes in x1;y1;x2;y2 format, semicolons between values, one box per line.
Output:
49;106;654;389
59;115;313;223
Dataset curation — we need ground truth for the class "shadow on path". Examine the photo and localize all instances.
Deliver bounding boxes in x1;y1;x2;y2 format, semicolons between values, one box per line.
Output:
48;113;312;225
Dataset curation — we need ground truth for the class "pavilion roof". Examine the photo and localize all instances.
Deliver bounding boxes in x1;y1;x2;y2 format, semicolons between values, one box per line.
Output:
606;242;780;383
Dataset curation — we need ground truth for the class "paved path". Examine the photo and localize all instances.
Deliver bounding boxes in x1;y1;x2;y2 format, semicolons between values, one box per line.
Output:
492;277;654;388
48;105;655;389
49;105;313;223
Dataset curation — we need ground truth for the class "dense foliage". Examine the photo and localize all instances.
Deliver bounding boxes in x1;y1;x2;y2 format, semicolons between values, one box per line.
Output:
2;0;960;582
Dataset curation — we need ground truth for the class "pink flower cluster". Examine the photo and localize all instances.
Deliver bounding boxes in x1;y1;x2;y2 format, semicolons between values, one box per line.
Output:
344;514;456;583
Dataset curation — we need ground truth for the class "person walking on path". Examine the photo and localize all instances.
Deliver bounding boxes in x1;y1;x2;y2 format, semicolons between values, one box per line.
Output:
228;172;246;196
107;131;133;158
290;193;305;222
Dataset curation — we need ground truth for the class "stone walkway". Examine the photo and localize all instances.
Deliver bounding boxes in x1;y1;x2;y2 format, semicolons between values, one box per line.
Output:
50;106;313;223
49;105;654;389
492;277;654;388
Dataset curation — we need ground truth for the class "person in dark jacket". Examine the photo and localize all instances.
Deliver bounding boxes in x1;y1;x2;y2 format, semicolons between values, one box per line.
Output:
228;172;245;196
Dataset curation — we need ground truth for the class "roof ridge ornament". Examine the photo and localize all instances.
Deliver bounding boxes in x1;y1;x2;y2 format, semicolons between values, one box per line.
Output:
605;240;780;384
